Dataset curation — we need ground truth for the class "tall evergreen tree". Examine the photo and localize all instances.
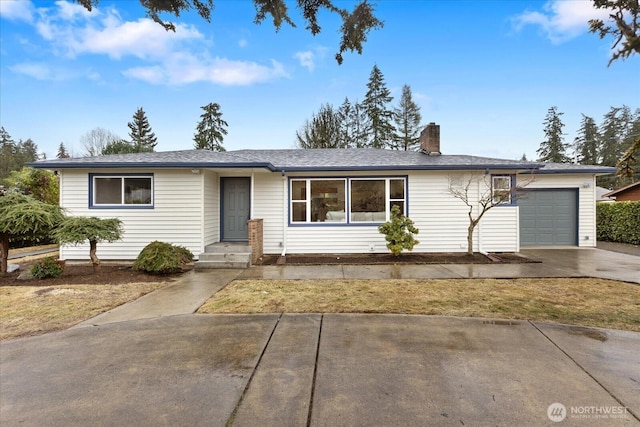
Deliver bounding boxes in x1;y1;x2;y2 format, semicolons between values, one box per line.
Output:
193;102;228;151
536;106;571;163
57;142;70;159
574;114;600;165
362;65;395;149
350;100;371;148
19;139;39;163
127;107;157;152
599;106;627;166
337;98;356;148
0;127;17;180
616;107;640;183
296;103;343;149
392;84;422;151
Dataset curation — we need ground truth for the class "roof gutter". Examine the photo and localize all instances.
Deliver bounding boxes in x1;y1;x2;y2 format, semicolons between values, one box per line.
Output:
27;161;279;171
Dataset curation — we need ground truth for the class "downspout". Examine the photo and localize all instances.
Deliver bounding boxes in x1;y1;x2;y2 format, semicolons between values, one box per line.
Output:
281;170;287;258
477;174;484;255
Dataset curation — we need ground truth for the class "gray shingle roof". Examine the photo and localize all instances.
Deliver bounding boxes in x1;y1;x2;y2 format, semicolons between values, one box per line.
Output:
29;148;616;174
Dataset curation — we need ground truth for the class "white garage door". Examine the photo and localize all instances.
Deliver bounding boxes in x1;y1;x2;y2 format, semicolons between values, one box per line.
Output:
518;189;578;246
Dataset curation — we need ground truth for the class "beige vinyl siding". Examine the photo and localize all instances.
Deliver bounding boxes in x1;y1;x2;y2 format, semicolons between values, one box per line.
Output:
59;169;204;260
409;171;471;252
478;207;519;252
518;174;596;247
202;170;219;246
252;172;285;254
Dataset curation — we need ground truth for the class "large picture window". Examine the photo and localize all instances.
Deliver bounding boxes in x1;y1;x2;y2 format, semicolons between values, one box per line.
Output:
290;177;406;224
91;174;153;208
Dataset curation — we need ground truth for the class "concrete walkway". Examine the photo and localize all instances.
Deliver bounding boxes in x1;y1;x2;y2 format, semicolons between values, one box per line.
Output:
70;247;638;330
73;269;243;327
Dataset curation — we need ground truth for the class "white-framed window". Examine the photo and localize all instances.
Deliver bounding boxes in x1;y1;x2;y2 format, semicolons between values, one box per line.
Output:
290;177;406;224
90;174;153;208
492;175;512;205
291;178;347;223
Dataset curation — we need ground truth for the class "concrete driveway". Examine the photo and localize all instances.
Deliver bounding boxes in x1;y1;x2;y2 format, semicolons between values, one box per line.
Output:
1;314;638;426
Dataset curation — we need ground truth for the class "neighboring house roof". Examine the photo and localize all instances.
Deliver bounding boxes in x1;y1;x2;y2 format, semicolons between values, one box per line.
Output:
603;181;640;199
29;148;617;174
596;186;614;202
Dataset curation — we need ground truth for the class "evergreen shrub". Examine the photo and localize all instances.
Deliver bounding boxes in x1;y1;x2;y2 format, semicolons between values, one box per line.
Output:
378;205;420;256
30;257;64;279
133;241;194;274
596;201;640;245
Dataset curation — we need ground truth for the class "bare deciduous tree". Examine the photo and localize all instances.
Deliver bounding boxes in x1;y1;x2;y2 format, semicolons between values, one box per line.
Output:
80;128;121;157
448;174;531;255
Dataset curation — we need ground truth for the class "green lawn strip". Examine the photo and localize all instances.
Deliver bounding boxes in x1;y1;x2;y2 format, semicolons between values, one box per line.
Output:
198;278;640;332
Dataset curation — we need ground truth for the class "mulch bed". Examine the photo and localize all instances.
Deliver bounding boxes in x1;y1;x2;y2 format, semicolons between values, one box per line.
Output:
257;252;539;266
1;264;185;286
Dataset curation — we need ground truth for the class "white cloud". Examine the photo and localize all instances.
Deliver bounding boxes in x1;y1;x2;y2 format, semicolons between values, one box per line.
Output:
10;62;70;81
238;38;248;48
511;0;610;43
294;50;315;71
123;56;289;86
10;62;53;80
11;0;288;86
0;0;35;23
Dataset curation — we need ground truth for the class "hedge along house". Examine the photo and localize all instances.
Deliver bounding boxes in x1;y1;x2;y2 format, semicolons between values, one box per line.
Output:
31;124;616;268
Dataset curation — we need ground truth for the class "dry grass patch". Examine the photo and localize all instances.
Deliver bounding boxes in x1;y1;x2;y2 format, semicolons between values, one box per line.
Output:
0;282;167;340
198;278;640;331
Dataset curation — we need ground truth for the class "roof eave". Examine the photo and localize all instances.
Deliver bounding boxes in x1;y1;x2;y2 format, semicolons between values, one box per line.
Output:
279;164;542;172
28;161;278;171
525;168;617;175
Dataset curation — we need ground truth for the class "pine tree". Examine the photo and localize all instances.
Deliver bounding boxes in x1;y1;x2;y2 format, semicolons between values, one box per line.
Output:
127;107;157;152
536;106;571;163
337;98;356;148
193;102;228;151
599;106;627;167
616;107;640;184
574;114;600;165
296;103;343;148
350;100;370;148
362;65;395;149
0;127;17;180
57;142;70;159
393;84;422;151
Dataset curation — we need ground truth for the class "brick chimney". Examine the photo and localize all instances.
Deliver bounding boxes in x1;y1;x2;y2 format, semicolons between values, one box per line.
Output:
420;122;440;155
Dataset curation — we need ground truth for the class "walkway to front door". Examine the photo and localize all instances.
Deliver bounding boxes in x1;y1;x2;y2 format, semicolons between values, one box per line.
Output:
221;177;250;241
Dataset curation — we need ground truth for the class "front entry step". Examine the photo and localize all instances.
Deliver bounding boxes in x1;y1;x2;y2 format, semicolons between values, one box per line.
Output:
195;243;252;269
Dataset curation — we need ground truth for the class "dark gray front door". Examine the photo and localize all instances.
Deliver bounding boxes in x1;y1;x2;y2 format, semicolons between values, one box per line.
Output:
518;189;578;246
222;178;250;241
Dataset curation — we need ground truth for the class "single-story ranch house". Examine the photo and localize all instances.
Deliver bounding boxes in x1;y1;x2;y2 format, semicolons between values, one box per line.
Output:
32;124;616;267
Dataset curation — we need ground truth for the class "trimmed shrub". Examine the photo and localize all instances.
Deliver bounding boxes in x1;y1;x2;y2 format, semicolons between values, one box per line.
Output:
597;201;640;245
133;241;194;274
30;257;64;279
378;205;420;256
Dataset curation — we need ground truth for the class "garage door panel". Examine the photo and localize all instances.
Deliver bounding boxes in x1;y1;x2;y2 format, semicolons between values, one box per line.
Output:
518;189;577;246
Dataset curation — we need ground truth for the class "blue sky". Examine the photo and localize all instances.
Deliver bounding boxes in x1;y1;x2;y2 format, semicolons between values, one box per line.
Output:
1;0;638;161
